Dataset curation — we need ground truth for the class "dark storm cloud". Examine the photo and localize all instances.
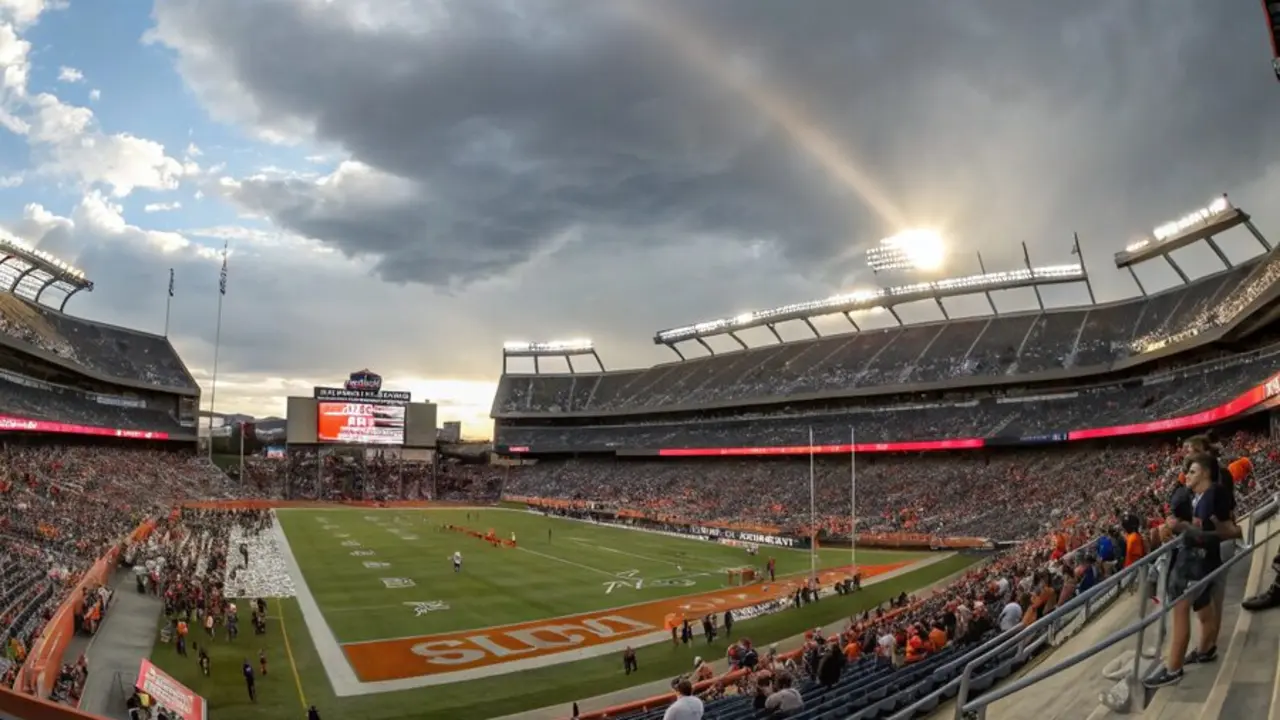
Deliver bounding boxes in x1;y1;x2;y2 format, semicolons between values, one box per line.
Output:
154;0;1280;292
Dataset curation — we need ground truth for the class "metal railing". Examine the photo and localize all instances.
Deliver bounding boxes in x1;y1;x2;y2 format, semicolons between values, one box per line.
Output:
952;492;1280;719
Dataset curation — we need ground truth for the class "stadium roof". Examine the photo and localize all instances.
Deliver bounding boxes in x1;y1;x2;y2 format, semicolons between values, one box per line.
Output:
1111;196;1268;293
654;259;1087;354
502;339;604;373
0;235;93;311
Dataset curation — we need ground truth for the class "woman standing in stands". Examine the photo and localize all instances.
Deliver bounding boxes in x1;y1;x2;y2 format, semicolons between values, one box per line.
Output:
1145;453;1238;687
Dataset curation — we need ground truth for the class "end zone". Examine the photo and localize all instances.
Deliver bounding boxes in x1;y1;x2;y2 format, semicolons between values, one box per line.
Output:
341;560;910;685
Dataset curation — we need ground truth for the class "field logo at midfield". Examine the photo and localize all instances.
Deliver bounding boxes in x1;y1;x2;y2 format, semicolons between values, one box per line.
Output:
341;559;913;683
382;578;416;589
405;601;450;616
351;550;375;557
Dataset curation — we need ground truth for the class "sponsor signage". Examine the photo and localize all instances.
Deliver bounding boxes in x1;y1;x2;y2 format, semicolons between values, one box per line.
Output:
135;659;207;720
314;369;411;402
685;525;803;549
0;414;170;440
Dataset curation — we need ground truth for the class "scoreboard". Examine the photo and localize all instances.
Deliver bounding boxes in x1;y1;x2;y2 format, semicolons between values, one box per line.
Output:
316;402;406;445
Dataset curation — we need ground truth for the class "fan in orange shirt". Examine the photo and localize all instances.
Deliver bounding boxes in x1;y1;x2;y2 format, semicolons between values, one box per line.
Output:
843;637;861;662
927;624;948;651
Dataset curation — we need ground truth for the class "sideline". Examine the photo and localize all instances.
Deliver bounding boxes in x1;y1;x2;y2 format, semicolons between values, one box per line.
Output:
276;597;309;712
270;513;364;697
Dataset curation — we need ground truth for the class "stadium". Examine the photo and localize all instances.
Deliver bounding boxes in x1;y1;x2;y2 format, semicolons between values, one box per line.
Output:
0;187;1277;720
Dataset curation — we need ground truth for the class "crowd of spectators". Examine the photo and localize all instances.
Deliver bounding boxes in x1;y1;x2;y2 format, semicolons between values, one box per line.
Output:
238;452;502;503
497;254;1278;415
0;374;185;435
497;348;1280;451
0;447;249;692
0;294;197;390
595;434;1280;718
506;431;1280;543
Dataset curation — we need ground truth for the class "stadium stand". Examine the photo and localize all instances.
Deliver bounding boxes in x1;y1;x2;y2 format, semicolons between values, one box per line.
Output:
0;294;197;391
0;447;247;694
494;257;1277;416
496;344;1280;451
555;453;1280;720
507;431;1277;542
0;372;185;435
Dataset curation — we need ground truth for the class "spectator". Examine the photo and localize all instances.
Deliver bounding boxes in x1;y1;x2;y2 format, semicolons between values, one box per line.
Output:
764;673;804;716
663;678;703;720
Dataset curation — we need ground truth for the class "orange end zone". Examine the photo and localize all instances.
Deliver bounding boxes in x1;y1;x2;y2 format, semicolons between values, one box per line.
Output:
342;560;911;682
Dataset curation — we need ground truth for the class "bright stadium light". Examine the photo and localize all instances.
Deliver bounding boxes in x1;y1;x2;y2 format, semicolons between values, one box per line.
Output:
503;339;595;353
866;229;946;272
1150;196;1232;243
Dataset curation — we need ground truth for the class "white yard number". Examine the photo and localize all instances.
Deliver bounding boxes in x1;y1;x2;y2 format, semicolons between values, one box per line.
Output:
363;561;391;569
351;550;375;557
382;577;416;589
404;601;450;616
342;540;362;547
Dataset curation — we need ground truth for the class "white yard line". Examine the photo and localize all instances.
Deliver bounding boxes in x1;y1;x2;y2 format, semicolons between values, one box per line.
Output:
270;513;364;697
569;537;722;572
515;545;623;578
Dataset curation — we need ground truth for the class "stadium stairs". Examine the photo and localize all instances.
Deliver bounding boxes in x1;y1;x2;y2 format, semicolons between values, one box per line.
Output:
961;514;1280;720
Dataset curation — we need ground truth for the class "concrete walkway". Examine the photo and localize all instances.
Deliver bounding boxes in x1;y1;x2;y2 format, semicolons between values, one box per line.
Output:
493;553;976;720
77;568;165;720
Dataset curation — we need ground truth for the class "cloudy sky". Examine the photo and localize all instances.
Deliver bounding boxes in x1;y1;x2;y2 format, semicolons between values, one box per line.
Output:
0;0;1278;439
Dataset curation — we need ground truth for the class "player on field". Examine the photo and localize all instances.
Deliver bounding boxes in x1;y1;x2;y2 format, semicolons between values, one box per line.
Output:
453;551;462;572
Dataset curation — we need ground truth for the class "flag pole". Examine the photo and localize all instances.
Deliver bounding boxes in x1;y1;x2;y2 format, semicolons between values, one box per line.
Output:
207;243;228;459
164;268;174;337
809;426;817;582
851;426;857;570
239;422;246;484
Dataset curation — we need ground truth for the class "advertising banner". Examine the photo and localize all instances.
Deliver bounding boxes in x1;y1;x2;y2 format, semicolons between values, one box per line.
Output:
135;660;206;720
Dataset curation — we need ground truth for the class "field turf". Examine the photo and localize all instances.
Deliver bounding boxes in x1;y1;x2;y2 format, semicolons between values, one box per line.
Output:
149;508;978;720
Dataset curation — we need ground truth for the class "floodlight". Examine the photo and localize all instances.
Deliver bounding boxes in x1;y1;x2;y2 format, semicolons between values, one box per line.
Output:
867;229;946;272
1152;196;1232;242
503;339;594;354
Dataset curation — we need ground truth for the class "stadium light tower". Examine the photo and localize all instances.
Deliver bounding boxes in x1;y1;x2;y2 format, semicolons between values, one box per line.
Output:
865;229;947;274
502;339;604;374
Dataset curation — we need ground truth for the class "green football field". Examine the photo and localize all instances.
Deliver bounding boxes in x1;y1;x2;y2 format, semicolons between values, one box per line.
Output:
279;508;925;640
149;508;978;720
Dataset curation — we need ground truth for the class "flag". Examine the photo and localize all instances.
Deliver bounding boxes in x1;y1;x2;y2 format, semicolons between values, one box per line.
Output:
167;268;175;298
218;242;228;296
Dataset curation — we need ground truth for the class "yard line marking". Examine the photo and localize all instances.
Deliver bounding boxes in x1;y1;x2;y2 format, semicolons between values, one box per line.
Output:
343;553;956;648
514;545;619;578
569;537;720;572
276;597;309;712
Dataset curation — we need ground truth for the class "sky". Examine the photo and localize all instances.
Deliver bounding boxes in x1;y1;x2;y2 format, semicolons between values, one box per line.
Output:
0;1;1278;440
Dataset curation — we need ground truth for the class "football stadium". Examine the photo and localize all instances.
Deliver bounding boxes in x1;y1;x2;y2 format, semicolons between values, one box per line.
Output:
1;6;1280;720
2;189;1280;720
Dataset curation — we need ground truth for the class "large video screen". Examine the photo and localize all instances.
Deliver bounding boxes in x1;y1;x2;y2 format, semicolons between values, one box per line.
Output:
317;402;406;445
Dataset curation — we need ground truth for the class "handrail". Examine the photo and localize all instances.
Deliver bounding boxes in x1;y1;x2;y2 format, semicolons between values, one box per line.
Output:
949;528;1178;718
956;492;1280;718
